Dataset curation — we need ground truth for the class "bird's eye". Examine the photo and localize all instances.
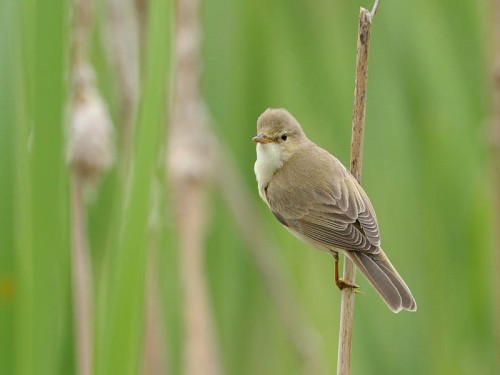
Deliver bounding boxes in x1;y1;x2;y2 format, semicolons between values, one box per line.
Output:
281;133;288;141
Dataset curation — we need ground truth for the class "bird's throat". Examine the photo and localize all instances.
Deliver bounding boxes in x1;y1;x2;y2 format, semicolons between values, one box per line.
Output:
254;143;283;202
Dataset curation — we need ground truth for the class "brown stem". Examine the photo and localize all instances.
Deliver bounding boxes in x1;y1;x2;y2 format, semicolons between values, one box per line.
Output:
72;0;92;67
141;257;169;375
70;174;93;375
337;3;379;375
167;0;221;373
176;183;221;375
104;0;139;179
70;1;94;374
135;0;149;48
141;181;169;375
141;240;169;374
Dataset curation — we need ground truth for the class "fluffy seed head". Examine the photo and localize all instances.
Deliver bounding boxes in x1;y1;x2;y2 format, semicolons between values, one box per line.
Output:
67;63;114;184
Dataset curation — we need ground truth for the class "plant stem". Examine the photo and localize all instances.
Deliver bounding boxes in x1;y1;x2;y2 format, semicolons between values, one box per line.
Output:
337;2;379;374
141;184;169;375
70;174;93;375
168;0;221;373
104;0;139;179
70;2;93;375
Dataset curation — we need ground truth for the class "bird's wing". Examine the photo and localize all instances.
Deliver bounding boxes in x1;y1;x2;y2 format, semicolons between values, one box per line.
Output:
266;148;381;253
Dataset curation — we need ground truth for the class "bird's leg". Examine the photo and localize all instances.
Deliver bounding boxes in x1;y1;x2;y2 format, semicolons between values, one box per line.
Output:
333;252;360;291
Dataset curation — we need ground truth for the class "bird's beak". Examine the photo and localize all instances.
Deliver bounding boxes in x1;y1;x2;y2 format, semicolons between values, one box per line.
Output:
252;133;273;144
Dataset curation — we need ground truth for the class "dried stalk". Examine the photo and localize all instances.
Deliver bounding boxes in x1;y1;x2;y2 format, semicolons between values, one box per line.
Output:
104;1;168;371
337;2;380;375
72;0;92;66
215;144;325;375
68;0;115;369
490;0;500;367
168;0;326;371
175;182;221;375
134;0;149;48
141;252;169;375
104;0;140;178
68;67;114;375
103;2;169;371
167;0;221;373
141;181;169;375
70;174;93;375
69;2;93;375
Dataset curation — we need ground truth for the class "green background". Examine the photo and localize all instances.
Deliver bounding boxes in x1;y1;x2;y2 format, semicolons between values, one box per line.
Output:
0;0;496;374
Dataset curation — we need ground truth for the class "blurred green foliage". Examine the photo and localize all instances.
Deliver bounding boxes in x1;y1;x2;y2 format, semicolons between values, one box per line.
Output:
0;0;496;374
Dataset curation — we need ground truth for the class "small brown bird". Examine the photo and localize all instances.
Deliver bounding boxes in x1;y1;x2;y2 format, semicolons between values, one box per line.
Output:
253;108;416;313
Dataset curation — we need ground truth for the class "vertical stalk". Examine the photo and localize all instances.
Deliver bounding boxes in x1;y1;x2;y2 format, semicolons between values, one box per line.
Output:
337;2;379;374
104;0;139;179
70;174;93;375
141;182;169;375
167;0;221;372
70;2;92;374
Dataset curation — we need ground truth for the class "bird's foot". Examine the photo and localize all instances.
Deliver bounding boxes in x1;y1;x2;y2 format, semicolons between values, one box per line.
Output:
335;278;361;292
333;253;364;293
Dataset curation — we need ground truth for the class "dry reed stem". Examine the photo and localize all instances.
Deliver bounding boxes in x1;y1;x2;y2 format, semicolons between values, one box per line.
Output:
134;0;149;47
70;174;93;375
167;0;221;373
142;251;169;375
337;2;379;374
142;263;169;375
69;0;115;367
68;74;113;373
72;0;92;65
170;0;327;371
103;2;169;372
141;180;169;375
490;0;500;368
104;0;139;178
69;2;94;375
176;183;221;375
104;1;169;371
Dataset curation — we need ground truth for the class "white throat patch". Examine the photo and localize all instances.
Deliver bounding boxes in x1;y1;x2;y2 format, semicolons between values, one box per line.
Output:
254;143;283;202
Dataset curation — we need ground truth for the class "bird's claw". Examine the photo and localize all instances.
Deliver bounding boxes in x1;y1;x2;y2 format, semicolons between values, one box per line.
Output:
336;279;360;291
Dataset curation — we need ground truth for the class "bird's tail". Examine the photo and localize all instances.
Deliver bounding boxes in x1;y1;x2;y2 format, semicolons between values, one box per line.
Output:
347;248;417;313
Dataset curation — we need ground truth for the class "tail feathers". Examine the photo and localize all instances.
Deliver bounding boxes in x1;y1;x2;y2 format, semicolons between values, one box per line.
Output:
348;249;417;313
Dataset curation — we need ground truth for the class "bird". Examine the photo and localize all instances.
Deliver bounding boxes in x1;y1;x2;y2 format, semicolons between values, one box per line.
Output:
252;108;416;313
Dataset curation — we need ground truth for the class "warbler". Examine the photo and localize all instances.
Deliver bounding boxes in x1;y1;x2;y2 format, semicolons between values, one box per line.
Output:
253;108;416;312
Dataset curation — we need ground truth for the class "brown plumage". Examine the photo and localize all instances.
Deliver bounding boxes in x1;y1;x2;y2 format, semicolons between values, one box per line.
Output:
253;108;416;313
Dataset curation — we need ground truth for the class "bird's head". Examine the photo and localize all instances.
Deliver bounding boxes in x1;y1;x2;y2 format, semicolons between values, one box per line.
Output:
253;108;308;162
